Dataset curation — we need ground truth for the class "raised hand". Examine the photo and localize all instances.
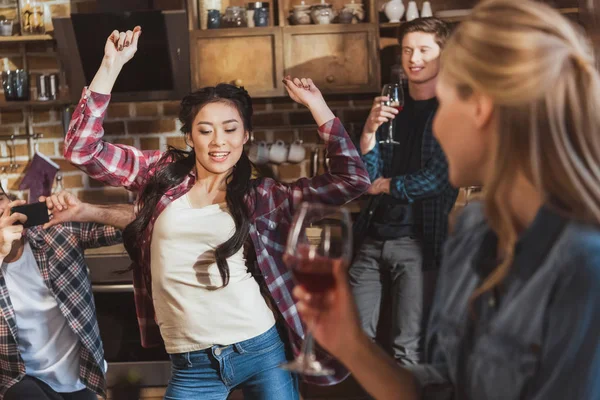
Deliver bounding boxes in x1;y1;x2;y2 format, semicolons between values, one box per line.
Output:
40;191;85;229
0;200;27;258
283;76;334;126
363;96;399;135
90;26;142;94
103;26;142;69
283;76;326;109
359;96;398;154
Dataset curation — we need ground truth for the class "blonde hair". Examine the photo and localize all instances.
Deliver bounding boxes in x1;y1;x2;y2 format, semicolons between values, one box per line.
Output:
441;0;600;300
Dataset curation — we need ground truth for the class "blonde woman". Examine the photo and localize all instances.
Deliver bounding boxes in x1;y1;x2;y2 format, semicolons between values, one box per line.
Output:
293;1;600;399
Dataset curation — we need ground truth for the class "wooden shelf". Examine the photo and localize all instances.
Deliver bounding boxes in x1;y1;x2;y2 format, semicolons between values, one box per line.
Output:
379;7;580;26
0;34;54;43
191;26;278;37
0;99;71;110
284;22;378;34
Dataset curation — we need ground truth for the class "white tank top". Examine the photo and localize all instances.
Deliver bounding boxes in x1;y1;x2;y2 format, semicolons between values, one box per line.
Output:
150;194;276;354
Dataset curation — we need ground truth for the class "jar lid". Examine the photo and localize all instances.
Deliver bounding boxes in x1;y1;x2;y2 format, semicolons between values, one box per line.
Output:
247;2;269;9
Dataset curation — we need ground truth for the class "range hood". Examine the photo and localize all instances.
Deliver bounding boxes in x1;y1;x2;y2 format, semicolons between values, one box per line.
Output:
53;1;190;103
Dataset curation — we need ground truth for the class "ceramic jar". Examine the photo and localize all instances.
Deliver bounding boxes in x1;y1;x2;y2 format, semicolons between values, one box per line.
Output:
384;0;404;23
310;3;336;24
290;1;311;25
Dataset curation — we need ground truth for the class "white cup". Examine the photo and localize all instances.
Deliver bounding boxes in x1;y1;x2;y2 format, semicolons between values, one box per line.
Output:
269;140;288;164
406;1;419;21
421;1;432;17
248;140;269;165
287;140;306;164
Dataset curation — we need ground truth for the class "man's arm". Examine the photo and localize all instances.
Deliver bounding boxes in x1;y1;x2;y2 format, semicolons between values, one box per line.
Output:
41;191;135;230
359;96;398;182
368;139;452;201
75;203;134;230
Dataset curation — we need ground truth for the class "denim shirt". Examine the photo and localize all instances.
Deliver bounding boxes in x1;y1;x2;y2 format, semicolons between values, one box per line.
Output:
408;202;600;400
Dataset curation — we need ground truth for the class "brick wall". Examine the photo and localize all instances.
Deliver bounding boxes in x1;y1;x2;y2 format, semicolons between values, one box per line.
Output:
0;0;375;203
0;95;375;205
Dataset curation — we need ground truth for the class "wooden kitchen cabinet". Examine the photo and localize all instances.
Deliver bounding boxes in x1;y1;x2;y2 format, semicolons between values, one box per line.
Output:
185;0;584;98
283;24;381;94
189;28;285;97
186;0;381;97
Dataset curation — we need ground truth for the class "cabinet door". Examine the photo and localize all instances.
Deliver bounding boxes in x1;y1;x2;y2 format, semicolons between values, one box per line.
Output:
190;28;284;98
283;24;380;94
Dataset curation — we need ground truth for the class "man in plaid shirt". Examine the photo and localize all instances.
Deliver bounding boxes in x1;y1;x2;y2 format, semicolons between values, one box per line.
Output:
0;189;132;400
351;18;458;367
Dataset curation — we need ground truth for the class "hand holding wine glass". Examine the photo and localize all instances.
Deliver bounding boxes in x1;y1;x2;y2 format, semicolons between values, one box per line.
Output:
360;95;400;154
292;250;363;363
281;202;353;376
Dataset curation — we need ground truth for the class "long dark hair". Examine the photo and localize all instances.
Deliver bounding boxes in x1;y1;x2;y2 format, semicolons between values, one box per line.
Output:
123;84;254;288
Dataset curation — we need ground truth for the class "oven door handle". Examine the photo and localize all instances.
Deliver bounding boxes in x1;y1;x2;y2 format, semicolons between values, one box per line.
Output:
92;284;134;293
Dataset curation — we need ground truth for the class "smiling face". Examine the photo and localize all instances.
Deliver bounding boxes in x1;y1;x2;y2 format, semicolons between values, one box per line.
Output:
401;31;442;86
187;101;249;177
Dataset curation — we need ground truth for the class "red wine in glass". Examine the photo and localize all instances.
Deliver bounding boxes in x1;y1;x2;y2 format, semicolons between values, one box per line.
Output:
286;248;344;293
390;101;403;113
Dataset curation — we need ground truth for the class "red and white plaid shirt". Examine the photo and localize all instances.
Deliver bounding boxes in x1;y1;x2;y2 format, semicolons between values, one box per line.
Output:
64;89;371;385
0;223;122;399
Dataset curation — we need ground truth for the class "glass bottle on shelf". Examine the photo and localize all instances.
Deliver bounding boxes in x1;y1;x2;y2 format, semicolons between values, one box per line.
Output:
222;6;247;28
18;0;45;35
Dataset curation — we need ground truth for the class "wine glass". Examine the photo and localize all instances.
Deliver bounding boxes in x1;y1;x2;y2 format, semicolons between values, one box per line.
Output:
280;202;353;376
380;83;404;145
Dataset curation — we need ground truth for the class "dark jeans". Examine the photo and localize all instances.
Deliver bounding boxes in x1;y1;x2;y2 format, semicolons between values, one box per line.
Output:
349;237;423;365
5;376;97;400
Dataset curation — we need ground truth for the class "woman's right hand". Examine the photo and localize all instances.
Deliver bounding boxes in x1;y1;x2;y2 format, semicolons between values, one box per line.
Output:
103;26;142;69
90;26;142;94
293;259;364;361
0;200;27;258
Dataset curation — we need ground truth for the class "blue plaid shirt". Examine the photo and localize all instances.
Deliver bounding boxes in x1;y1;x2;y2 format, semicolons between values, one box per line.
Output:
354;102;458;270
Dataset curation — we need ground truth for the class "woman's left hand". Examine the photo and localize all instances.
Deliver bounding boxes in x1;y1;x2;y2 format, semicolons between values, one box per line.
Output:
283;76;334;126
283;76;326;110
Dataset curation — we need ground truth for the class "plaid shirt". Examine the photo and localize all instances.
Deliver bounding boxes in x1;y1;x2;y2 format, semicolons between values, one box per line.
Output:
64;89;371;385
0;223;122;399
354;102;458;270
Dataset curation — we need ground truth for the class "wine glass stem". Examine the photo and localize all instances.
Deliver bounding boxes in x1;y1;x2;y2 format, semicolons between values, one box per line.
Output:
389;118;394;141
301;331;316;363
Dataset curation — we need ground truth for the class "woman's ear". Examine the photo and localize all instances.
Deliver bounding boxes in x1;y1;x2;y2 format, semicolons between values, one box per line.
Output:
473;92;494;131
185;132;193;149
243;131;250;145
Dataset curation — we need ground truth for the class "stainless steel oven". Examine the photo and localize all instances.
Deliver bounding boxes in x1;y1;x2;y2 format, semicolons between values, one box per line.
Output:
85;245;171;388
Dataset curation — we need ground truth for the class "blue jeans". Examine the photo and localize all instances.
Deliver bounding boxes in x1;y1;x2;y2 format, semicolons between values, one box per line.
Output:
165;325;299;399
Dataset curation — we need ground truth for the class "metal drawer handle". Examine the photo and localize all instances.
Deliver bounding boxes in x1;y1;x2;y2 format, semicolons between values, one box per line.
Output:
92;284;134;293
